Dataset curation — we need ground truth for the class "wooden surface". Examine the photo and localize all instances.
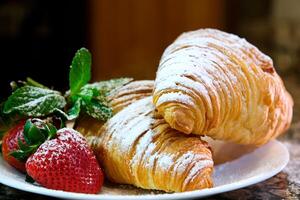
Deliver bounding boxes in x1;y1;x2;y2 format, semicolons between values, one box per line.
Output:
1;75;299;199
88;0;227;81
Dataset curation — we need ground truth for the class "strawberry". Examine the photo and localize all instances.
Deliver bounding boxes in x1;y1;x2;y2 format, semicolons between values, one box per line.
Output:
2;118;57;172
2;120;26;172
26;128;104;194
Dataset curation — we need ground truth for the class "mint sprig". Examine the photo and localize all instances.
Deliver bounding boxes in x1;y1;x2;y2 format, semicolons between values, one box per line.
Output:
83;99;112;121
66;78;132;120
3;86;66;117
1;47;133;125
66;48;132;121
83;78;133;96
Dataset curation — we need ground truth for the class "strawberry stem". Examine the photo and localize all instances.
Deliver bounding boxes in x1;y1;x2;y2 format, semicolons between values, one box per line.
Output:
10;118;58;162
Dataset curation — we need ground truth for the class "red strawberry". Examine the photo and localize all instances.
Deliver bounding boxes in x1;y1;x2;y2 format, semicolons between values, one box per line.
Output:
25;128;104;194
2;120;26;172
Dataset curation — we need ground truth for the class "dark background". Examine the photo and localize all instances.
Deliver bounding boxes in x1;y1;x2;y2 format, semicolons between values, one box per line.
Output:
0;0;299;113
0;0;87;96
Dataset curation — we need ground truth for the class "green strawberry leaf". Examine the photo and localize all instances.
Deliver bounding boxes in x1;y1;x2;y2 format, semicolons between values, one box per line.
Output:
3;86;66;117
10;150;28;162
45;123;57;139
24;119;45;144
82;99;112;121
25;174;35;183
11;118;59;162
69;48;91;96
17;138;30;152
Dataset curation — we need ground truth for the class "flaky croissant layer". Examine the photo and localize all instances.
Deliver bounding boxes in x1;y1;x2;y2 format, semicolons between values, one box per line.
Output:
77;97;213;192
153;28;293;145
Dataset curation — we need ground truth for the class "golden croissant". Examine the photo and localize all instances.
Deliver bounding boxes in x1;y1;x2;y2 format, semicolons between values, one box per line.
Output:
76;81;213;192
153;28;293;145
109;80;154;114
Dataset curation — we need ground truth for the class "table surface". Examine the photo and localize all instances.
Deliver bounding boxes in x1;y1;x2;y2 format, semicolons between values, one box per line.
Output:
1;76;300;200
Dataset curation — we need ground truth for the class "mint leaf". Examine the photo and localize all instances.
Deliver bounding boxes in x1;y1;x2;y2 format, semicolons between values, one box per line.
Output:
53;108;69;122
3;86;66;117
69;48;91;96
67;98;82;120
78;87;94;102
83;99;112;121
26;77;49;89
67;78;132;121
83;78;133;96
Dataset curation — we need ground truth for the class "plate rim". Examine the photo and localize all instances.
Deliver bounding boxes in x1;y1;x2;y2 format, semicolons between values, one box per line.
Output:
0;140;289;200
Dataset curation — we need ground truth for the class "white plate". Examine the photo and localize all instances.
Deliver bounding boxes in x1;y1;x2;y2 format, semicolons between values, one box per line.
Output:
0;140;289;200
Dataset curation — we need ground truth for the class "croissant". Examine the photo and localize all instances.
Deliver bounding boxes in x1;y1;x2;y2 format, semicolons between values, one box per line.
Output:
76;96;213;192
153;28;293;145
108;80;154;114
76;80;154;138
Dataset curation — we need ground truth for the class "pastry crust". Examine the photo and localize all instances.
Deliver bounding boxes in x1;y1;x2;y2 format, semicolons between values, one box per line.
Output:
109;80;154;114
153;28;293;145
77;97;213;192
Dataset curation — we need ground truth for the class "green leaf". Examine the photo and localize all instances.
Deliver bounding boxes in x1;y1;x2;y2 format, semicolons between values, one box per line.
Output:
25;174;35;183
53;108;69;122
24;119;45;144
83;99;112;121
26;77;49;89
10;150;28;162
69;48;91;96
67;98;82;120
10;118;59;162
11;143;39;162
3;86;66;117
18;138;30;152
78;87;94;102
71;78;132;121
45;123;57;139
83;78;133;96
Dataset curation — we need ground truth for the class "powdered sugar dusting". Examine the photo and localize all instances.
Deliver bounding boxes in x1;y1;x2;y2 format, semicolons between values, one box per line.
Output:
96;97;213;192
153;28;292;145
156;92;195;107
